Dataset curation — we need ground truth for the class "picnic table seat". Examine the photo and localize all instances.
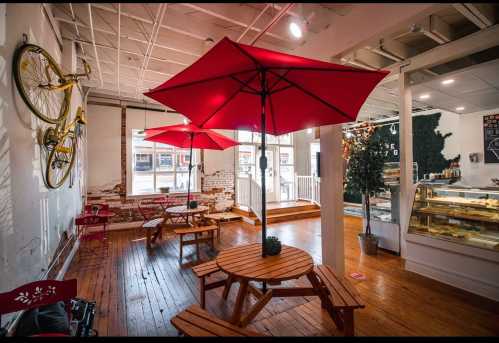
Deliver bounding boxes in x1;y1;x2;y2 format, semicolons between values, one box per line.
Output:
192;260;228;308
174;225;218;262
143;217;165;248
313;265;365;336
170;304;264;337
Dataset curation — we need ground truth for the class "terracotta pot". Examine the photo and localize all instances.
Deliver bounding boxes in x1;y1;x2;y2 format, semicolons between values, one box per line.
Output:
358;233;378;255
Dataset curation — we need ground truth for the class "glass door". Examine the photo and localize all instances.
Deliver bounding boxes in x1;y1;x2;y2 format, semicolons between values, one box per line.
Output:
256;146;278;202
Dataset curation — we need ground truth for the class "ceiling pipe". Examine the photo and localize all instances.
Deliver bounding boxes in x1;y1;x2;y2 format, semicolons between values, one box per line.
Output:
117;3;121;97
237;4;270;42
136;4;168;97
250;3;294;45
69;3;86;58
87;4;103;88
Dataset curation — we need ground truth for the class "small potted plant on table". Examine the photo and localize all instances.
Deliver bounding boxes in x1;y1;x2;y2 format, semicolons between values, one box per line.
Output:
345;125;388;255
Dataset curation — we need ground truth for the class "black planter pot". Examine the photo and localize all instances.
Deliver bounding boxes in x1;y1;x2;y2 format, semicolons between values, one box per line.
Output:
358;233;378;255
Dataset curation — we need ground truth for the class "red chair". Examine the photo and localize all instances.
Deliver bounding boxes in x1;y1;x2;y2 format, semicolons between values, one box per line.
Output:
0;279;77;336
75;215;109;263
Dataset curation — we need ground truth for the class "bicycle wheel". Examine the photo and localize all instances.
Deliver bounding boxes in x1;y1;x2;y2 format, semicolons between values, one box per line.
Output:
46;131;77;189
13;44;70;124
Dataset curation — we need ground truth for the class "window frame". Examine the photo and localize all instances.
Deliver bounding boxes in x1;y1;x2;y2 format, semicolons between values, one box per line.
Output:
131;130;199;195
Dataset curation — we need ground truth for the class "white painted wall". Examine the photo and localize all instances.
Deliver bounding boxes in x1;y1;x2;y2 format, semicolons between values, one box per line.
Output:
0;4;85;293
86;103;238;195
86;104;121;191
458;108;499;187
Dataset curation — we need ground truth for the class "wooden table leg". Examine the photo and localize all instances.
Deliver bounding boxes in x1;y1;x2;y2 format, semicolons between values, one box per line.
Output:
179;234;184;261
195;232;200;261
210;230;215;248
146;229;152;249
240;289;273;327
343;309;354;336
222;275;234;299
200;276;206;309
217;220;221;240
230;279;249;325
306;271;343;331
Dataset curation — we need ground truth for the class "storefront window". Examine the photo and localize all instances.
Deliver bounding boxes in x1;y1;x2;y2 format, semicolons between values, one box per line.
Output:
132;130;197;195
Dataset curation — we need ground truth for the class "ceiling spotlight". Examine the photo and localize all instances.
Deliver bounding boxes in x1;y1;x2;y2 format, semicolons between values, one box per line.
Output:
441;79;454;85
307;128;313;134
345;131;353;138
183;118;189;125
289;21;303;39
455;106;465;111
419;94;430;100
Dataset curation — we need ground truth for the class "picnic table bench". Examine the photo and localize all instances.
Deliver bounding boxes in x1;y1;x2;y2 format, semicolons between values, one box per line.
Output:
203;212;241;240
174;225;218;262
171;304;264;337
313;265;365;336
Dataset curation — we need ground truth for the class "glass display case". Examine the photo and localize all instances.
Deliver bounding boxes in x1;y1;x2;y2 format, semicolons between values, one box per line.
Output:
370;185;400;223
409;184;499;251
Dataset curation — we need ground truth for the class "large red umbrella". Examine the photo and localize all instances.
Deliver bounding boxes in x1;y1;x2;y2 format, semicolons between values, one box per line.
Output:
144;37;389;257
144;123;239;207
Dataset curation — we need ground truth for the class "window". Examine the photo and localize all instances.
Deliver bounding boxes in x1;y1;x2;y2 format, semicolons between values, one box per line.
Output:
132;130;197;195
279;146;295;201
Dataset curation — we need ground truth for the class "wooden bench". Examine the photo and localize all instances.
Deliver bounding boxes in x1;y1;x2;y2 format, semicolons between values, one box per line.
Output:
192;260;229;309
171;304;264;337
143;217;165;249
204;212;242;240
174;225;218;262
313;265;365;336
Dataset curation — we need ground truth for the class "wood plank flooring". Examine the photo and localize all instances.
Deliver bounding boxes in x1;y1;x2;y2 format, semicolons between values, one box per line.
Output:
65;216;499;336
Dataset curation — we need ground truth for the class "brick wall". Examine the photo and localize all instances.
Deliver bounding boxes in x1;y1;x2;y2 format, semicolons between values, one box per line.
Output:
201;168;235;212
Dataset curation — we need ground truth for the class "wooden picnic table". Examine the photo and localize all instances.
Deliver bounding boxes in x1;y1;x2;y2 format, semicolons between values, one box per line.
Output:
164;205;209;226
216;243;322;327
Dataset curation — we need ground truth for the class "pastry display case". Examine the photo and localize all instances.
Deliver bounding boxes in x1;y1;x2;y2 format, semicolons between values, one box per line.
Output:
409;184;499;251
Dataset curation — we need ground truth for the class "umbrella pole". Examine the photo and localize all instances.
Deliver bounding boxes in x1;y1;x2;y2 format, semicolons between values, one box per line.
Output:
260;70;267;258
186;132;194;209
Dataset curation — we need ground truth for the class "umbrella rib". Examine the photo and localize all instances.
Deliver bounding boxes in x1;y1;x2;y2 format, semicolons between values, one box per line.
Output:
145;69;256;94
269;84;293;95
230;75;260;94
199;72;261;127
266;69;355;122
269;66;385;74
228;39;263;70
267;69;291;92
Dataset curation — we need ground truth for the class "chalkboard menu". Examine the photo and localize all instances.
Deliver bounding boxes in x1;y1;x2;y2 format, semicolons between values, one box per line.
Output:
483;114;499;164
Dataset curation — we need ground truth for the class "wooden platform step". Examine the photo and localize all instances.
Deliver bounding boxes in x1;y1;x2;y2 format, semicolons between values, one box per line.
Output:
235;208;321;226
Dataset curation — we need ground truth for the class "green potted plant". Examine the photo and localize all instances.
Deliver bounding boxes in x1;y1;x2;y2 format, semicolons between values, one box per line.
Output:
345;126;388;255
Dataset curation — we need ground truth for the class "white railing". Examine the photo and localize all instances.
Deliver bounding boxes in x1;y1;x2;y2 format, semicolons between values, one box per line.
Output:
295;174;321;205
249;177;263;221
236;173;263;221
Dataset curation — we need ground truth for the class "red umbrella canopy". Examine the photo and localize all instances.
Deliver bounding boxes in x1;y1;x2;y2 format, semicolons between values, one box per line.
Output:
144;123;239;150
144;37;389;135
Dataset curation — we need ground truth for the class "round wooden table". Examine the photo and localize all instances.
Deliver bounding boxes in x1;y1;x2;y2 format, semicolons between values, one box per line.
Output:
164;205;209;225
216;243;318;326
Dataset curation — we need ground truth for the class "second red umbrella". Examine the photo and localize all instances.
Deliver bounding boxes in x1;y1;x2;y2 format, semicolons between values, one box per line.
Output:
144;123;239;208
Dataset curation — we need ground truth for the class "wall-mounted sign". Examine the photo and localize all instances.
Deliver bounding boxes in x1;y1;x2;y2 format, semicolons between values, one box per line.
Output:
483;114;499;164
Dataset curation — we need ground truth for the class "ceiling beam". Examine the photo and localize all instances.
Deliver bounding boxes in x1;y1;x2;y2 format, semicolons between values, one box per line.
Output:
136;4;167;97
68;3;86;57
55;14;201;58
237;4;270;42
453;3;495;29
180;3;292;43
87;4;103;88
117;3;121;97
351;49;392;69
402;23;499;73
419;15;454;44
250;3;293;45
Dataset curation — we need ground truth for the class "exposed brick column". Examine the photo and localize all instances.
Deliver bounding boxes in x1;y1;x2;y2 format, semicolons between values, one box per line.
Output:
120;105;127;198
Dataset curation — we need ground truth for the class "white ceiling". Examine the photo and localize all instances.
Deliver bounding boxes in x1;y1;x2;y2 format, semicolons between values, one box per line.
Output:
50;3;499;121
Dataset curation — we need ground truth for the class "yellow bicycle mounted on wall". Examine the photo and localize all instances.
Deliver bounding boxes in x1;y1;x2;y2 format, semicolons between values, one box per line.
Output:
13;43;91;189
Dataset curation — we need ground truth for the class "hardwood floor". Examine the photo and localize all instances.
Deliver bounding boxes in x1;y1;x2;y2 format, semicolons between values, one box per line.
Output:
65;216;499;336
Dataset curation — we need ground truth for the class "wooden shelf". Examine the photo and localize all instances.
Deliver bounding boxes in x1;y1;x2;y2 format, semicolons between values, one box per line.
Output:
414;207;499;224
